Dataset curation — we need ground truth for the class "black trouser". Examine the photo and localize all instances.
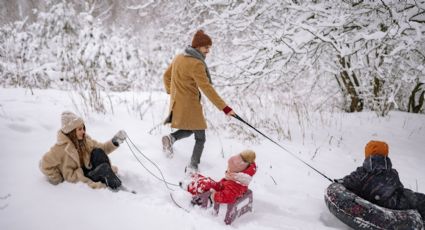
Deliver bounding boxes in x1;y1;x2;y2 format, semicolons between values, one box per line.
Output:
396;189;425;221
82;148;110;178
171;129;206;167
412;191;425;221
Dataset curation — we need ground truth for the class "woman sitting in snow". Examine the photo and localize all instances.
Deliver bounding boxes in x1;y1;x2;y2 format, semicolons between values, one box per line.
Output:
40;111;126;190
182;150;257;204
336;140;425;221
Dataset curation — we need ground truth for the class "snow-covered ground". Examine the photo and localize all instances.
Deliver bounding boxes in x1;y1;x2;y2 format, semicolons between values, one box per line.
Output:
0;88;424;230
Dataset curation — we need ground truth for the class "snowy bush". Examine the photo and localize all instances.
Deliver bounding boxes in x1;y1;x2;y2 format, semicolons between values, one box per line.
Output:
120;0;425;142
0;1;152;93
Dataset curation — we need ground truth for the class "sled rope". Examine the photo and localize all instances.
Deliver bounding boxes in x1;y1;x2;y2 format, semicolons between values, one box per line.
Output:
124;135;180;189
169;193;191;213
124;135;190;212
232;114;333;182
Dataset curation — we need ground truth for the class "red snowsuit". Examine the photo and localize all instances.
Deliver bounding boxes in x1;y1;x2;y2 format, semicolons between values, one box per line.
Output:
187;163;257;204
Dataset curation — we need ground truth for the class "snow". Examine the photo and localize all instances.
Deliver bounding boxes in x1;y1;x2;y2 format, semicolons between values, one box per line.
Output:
0;87;424;230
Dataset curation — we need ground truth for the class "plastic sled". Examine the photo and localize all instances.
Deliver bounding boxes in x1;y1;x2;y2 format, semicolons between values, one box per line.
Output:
191;189;254;225
325;182;424;230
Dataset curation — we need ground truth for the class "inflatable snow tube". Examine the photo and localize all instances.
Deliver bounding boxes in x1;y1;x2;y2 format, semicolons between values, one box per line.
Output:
325;183;424;230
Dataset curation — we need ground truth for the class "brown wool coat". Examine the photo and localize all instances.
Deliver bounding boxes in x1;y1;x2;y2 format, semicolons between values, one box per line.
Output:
163;54;227;130
40;131;117;189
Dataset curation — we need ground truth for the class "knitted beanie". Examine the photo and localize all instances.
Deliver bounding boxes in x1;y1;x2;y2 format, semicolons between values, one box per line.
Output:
191;30;212;48
227;154;249;173
61;111;84;134
365;140;389;158
240;149;256;164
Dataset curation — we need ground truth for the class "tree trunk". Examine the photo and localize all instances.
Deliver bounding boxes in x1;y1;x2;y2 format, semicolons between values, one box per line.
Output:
336;55;363;112
408;82;424;113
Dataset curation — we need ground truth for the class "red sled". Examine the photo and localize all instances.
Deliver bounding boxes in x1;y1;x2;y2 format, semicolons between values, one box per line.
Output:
191;189;254;225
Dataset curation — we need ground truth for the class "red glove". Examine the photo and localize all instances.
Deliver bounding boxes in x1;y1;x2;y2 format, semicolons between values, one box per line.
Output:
223;106;233;115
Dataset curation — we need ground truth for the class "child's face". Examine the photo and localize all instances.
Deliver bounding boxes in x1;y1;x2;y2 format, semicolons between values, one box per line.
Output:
227;166;237;173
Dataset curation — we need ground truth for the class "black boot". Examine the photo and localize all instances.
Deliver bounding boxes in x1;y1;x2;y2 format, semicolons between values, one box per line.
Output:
88;163;122;189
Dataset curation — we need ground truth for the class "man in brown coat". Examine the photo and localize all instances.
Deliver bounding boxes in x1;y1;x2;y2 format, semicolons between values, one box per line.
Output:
162;30;235;173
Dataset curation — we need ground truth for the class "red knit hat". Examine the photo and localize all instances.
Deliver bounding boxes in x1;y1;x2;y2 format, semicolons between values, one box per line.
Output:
365;140;389;158
191;30;212;48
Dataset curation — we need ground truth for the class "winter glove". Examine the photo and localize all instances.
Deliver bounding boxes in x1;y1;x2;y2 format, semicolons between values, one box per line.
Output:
112;130;127;146
222;106;235;116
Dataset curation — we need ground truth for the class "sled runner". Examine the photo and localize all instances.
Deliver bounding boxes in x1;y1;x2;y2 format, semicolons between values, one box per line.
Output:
192;189;254;225
325;182;424;230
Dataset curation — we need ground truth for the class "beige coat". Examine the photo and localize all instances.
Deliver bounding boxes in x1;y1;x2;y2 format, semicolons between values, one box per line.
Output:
40;131;117;189
163;54;227;130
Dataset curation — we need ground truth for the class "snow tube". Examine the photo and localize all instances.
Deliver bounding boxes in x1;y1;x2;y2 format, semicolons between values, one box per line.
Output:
325;183;424;230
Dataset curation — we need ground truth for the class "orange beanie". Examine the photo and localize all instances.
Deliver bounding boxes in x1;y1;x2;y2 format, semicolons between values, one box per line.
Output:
364;140;389;158
191;30;212;48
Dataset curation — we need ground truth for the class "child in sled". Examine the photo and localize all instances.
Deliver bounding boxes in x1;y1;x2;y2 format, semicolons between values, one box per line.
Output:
182;149;257;205
40;111;127;190
336;140;425;221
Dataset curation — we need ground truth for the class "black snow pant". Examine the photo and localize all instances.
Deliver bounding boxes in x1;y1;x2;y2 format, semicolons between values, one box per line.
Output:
82;148;111;175
393;188;425;222
83;148;121;189
170;129;206;168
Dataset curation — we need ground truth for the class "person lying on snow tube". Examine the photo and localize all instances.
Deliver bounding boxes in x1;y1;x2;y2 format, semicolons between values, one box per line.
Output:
335;140;425;222
181;150;256;205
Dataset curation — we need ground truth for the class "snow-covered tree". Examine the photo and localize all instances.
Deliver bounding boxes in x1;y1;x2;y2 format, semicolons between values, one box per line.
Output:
0;1;151;113
288;0;425;115
1;0;424;118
